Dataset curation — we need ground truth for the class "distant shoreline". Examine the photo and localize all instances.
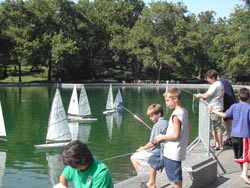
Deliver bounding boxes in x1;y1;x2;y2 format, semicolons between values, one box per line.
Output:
0;82;248;90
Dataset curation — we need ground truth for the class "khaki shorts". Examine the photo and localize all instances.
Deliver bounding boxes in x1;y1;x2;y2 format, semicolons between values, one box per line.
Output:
131;150;153;166
210;113;223;131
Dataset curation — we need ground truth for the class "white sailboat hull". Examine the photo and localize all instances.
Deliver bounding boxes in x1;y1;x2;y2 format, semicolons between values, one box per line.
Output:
103;109;116;115
68;115;97;122
35;142;70;150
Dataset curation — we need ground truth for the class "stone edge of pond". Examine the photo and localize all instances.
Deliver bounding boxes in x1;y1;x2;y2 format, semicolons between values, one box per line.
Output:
0;82;247;90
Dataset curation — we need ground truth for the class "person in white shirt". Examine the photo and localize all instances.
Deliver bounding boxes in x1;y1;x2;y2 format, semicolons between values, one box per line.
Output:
195;69;224;150
155;88;190;188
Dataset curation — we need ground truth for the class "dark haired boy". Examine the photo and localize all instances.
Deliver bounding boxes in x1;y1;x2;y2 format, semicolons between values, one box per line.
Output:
209;87;250;184
54;140;113;188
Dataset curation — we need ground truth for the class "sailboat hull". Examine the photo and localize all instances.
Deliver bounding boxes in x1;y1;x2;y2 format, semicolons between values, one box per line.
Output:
35;142;70;150
68;115;97;123
103;109;116;115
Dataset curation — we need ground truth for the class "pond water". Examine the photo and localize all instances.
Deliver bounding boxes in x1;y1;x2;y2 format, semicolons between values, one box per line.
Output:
0;85;201;188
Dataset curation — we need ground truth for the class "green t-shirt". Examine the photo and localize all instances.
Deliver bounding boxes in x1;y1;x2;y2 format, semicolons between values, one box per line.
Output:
63;159;114;188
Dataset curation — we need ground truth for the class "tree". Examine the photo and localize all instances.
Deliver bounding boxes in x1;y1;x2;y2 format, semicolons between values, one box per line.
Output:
214;5;250;81
107;0;145;81
127;1;197;82
1;0;38;83
51;30;78;80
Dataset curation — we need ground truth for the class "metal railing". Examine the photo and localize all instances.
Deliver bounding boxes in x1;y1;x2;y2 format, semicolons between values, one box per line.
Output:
187;99;211;156
187;98;226;174
198;99;211;155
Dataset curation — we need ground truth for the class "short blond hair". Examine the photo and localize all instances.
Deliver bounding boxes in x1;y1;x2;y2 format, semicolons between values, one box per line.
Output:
146;104;164;117
163;88;182;99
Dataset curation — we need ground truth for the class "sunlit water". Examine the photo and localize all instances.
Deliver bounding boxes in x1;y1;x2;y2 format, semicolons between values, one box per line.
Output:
0;85;201;188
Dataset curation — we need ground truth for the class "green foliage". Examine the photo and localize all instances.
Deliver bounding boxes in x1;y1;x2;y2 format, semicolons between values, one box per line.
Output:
213;5;250;81
0;0;249;83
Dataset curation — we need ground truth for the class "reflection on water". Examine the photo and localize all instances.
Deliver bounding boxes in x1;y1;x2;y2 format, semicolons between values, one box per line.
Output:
105;109;123;141
46;152;64;186
0;86;199;187
0;151;6;186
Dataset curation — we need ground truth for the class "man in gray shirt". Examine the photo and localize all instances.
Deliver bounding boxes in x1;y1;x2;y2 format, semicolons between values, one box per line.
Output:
195;69;224;150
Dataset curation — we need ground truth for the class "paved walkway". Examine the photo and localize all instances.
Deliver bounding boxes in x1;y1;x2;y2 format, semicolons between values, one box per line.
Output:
115;140;250;188
206;146;248;188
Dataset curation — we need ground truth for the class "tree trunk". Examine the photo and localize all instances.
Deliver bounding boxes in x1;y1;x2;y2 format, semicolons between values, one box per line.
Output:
4;63;7;78
18;61;22;83
157;63;162;83
47;60;52;83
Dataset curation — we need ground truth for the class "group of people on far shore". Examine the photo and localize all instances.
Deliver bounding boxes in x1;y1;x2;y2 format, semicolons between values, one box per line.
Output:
52;68;249;188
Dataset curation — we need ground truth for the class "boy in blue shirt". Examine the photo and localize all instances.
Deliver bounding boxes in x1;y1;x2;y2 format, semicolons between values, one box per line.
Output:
210;87;250;184
131;104;168;188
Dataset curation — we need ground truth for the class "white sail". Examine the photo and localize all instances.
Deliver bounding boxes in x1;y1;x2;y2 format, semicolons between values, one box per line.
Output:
67;85;79;116
0;101;6;140
47;89;71;142
106;114;114;141
68;85;97;122
79;84;91;116
113;89;123;109
0;151;6;187
46;152;65;186
103;85;116;114
35;89;71;149
105;84;114;110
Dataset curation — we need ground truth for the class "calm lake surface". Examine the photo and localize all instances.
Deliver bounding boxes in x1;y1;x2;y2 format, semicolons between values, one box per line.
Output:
0;85;202;188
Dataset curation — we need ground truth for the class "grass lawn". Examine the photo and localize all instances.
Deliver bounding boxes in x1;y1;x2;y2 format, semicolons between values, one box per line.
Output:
0;65;48;83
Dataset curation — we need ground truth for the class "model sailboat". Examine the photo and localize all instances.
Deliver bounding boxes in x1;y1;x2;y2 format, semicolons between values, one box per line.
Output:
0;102;7;187
0;101;7;141
35;88;71;149
68;84;97;122
67;85;79;119
103;85;115;114
103;85;123;115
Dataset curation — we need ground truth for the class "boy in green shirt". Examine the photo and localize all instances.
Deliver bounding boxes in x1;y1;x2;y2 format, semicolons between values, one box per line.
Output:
54;140;113;188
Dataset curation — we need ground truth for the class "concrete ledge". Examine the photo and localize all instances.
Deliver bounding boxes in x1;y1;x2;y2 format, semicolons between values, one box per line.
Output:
115;165;170;188
182;156;217;188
